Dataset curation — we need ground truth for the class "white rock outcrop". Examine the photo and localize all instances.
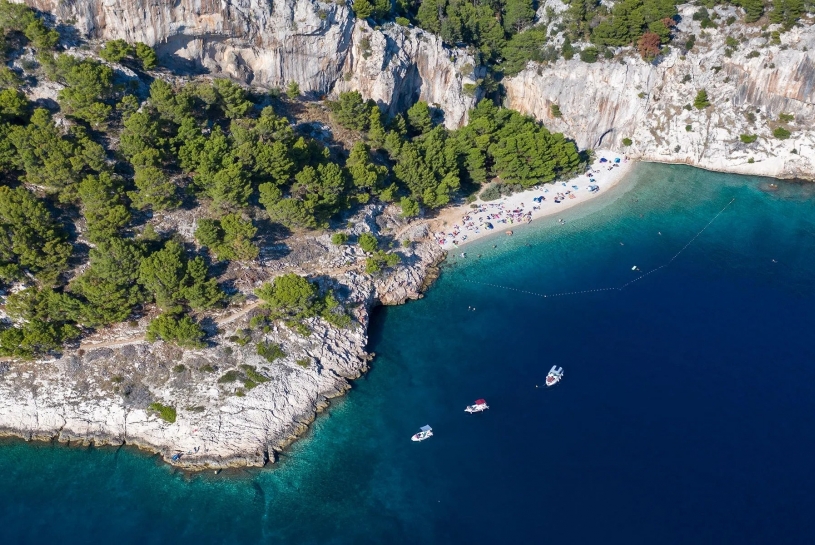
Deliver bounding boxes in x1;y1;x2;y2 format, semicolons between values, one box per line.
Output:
505;5;815;179
21;0;479;127
0;206;445;469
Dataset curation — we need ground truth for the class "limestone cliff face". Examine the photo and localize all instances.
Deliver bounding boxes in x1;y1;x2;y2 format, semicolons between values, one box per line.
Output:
505;5;815;179
21;0;478;127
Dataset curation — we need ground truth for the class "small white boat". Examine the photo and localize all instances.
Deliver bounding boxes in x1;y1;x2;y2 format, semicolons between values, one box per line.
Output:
465;399;489;413
411;425;433;442
546;365;564;387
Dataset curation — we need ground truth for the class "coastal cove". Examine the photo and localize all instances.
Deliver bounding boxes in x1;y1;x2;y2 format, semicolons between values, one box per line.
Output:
3;163;815;543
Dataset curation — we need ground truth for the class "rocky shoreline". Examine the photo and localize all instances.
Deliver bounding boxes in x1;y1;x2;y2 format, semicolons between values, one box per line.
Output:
0;205;445;470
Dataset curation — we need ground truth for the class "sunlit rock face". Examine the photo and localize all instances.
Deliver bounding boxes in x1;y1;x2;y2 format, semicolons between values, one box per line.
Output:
504;5;815;179
22;0;480;127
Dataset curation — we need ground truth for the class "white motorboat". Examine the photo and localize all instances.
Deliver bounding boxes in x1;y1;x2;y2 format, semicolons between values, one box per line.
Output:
546;365;564;387
464;399;489;413
411;425;433;442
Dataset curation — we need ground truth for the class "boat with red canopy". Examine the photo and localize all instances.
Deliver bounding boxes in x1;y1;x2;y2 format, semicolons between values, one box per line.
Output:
464;399;489;413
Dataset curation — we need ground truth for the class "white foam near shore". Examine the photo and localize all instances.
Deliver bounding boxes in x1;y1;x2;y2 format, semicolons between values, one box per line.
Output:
431;150;635;249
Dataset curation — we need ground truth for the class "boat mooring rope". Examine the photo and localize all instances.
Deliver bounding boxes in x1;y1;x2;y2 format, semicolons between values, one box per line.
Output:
461;198;736;299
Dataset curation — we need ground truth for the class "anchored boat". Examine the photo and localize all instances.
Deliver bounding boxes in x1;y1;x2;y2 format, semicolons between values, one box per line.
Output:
411;425;433;442
546;366;564;387
465;399;489;413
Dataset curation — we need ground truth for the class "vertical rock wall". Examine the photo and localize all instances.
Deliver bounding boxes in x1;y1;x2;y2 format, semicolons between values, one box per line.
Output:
504;6;815;179
21;0;480;127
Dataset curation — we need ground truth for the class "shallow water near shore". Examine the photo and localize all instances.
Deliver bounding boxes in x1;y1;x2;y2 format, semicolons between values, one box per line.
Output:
3;163;815;544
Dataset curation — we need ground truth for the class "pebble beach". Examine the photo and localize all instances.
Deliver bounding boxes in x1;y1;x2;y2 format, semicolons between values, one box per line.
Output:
432;150;635;249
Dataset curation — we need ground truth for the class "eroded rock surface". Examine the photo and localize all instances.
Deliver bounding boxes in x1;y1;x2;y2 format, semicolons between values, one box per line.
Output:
505;5;815;179
22;0;479;127
0;206;445;469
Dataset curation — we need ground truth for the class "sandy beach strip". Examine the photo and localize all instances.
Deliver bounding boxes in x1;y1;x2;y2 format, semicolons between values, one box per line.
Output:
430;150;635;249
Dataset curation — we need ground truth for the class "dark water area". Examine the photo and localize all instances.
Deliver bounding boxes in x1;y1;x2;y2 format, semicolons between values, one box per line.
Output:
2;163;815;544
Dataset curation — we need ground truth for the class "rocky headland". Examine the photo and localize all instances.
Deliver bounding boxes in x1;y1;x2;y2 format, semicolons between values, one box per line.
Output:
0;204;444;469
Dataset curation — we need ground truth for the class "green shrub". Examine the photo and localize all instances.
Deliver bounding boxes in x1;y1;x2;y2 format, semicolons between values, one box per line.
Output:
773;127;791;140
778;112;794;123
622;138;633;146
172;364;186;373
146;312;206;348
358;232;378;253
218;370;241;383
286;81;300;99
241;364;269;384
740;134;758;144
135;42;158;69
249;315;268;328
296;358;310;368
148;402;176;423
685;124;692;132
99;39;133;63
365;257;381;274
550;104;562;118
400;197;420;218
693;89;711;110
579;47;598;63
748;157;755;164
480;183;502;201
257;342;286;363
395;17;410;26
331;232;349;245
685;36;696;50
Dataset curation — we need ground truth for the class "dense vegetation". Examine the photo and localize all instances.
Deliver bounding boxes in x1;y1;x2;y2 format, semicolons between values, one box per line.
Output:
0;1;584;359
354;0;815;82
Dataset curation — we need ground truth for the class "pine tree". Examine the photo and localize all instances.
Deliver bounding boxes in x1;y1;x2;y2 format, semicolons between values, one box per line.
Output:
503;0;535;33
347;142;387;197
77;172;131;244
367;106;386;149
353;0;374;19
407;101;433;135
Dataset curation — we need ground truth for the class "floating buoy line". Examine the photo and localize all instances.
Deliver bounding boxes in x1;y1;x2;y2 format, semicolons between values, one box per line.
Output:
461;198;736;299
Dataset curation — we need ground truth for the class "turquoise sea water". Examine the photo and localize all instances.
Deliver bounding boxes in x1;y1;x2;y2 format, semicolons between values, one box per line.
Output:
3;163;815;544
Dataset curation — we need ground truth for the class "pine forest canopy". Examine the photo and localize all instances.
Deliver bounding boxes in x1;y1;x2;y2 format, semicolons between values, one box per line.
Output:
359;0;815;76
0;1;586;359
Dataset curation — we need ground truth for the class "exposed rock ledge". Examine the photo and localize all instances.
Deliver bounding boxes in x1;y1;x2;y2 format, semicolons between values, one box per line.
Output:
20;0;481;128
0;206;445;470
505;5;815;180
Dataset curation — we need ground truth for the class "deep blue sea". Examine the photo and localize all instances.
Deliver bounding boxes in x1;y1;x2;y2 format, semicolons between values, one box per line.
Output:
3;163;815;544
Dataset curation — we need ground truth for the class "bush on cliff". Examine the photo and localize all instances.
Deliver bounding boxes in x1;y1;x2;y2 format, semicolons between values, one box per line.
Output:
773;127;791;140
256;273;319;319
148;402;177;423
694;90;711;110
146;312;207;349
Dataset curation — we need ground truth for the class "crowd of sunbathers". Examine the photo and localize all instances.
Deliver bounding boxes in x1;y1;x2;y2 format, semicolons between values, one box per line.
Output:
435;157;627;247
436;202;534;247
